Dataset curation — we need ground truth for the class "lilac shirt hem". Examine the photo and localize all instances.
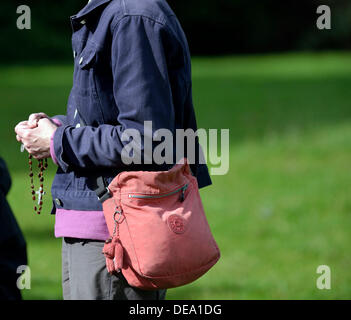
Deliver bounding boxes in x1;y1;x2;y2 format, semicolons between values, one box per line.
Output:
54;209;110;241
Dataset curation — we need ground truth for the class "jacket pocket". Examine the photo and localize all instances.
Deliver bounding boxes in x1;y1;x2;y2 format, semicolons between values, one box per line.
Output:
73;43;105;126
75;42;98;94
77;43;97;70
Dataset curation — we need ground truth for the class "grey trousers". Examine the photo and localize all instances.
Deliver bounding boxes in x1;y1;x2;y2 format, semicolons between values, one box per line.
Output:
62;237;167;300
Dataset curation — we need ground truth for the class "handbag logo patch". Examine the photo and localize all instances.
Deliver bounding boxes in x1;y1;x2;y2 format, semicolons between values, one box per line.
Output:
167;214;186;234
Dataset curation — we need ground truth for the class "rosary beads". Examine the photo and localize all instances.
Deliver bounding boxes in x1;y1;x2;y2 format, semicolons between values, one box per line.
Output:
28;154;48;214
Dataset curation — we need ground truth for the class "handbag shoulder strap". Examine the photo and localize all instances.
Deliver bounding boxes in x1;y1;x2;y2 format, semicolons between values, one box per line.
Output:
95;176;112;203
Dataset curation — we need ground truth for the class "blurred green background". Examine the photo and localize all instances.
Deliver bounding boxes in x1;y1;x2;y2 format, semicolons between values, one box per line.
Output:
1;0;351;299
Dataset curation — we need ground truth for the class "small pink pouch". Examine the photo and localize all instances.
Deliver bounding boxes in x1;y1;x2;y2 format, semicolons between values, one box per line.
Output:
102;158;220;290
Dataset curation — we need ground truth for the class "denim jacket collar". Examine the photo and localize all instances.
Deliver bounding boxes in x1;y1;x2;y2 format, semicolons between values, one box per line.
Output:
71;0;112;21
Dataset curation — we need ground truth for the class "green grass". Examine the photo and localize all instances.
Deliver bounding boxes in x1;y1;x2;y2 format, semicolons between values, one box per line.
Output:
1;52;351;299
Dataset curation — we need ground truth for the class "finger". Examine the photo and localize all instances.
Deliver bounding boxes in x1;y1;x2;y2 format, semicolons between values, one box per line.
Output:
28;112;47;123
23;144;31;154
33;153;50;160
15;127;29;140
28;113;48;128
32;153;39;159
30;147;43;159
14;121;29;133
17;120;29;127
38;117;57;128
15;127;31;139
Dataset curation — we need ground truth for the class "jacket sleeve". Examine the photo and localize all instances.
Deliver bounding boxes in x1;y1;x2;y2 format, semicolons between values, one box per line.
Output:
51;115;67;126
52;16;176;172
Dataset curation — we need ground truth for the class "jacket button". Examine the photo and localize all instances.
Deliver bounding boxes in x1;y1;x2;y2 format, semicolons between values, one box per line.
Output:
55;198;62;206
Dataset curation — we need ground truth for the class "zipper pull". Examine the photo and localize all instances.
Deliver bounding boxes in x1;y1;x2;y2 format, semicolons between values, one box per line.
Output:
179;184;188;202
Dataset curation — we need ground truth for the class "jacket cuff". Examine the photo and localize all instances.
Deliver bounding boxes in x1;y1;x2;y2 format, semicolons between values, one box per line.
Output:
50;131;59;166
49;118;63;166
51;118;63;127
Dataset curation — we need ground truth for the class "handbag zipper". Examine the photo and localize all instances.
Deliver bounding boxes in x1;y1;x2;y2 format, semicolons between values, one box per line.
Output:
128;183;189;202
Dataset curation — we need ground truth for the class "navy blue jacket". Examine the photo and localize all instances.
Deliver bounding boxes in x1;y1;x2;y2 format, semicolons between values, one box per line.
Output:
51;0;212;212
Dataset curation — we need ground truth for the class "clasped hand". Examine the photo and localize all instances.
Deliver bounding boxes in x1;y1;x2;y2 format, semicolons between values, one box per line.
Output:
14;113;58;159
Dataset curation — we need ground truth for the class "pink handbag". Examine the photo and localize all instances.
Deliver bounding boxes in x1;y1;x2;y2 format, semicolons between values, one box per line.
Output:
102;158;220;290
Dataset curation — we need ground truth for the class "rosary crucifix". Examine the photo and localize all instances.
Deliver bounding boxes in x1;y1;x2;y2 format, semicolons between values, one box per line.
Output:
35;187;46;205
